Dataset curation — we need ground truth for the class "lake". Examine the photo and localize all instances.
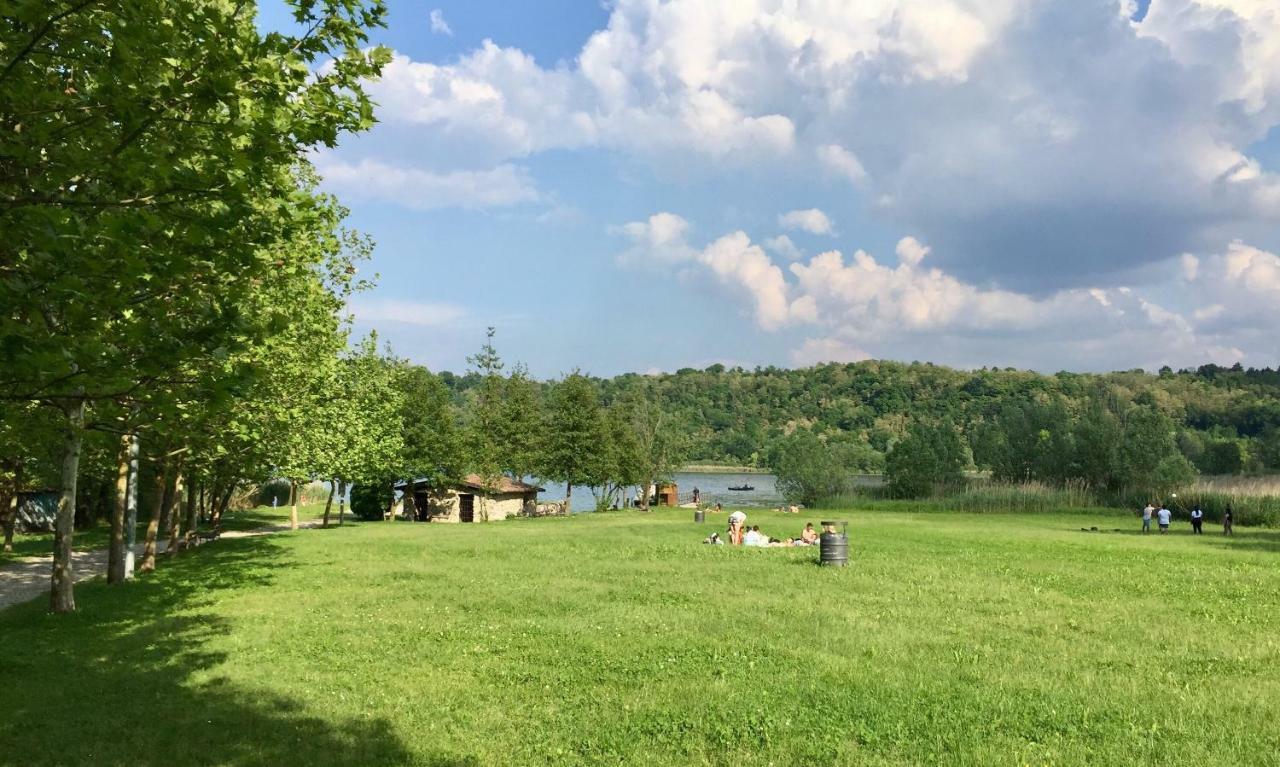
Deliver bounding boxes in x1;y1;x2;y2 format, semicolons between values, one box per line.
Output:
538;471;884;512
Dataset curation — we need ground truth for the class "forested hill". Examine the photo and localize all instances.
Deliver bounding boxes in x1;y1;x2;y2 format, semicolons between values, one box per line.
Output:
439;362;1280;473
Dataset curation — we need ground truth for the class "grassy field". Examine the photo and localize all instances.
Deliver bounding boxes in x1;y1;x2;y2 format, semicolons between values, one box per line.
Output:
2;507;1278;766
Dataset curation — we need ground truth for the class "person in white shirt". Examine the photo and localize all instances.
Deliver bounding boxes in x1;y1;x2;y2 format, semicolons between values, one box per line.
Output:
1156;505;1172;533
1141;503;1154;534
1190;505;1204;534
743;525;766;547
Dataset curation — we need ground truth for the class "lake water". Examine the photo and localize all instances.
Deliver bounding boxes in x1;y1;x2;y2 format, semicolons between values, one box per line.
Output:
538;472;884;513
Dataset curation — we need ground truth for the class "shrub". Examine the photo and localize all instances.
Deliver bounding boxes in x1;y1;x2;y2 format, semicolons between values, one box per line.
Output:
885;421;966;498
350;482;392;521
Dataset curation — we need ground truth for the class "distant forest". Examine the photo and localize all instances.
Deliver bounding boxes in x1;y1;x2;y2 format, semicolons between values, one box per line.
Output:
437;361;1280;476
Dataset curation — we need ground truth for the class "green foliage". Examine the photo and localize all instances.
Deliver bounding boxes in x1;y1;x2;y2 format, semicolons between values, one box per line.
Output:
349;482;389;521
541;373;610;492
770;431;881;506
396;364;463;489
495;366;544;481
885;421;967;498
1199;439;1250;476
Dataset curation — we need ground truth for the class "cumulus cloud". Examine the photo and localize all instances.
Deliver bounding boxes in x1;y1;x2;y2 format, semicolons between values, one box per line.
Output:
314;155;539;210
764;234;803;261
429;9;453;36
348;0;1280;294
617;209;1280;369
817;144;869;186
350;299;466;327
778;209;835;235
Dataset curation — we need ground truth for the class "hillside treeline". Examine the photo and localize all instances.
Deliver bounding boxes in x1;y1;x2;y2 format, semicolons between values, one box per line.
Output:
440;361;1280;477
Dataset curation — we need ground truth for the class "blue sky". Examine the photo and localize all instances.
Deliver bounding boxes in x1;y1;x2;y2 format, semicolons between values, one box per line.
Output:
260;0;1280;378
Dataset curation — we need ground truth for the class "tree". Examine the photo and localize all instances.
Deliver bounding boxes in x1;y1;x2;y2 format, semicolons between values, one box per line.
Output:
395;363;464;521
620;391;687;511
1200;439;1250;476
1115;405;1196;499
464;328;505;520
0;0;389;611
769;431;880;506
542;373;609;513
885;421;966;499
496;365;544;481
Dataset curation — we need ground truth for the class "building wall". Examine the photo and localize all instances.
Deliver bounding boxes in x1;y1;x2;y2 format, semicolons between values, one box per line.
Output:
420;489;534;523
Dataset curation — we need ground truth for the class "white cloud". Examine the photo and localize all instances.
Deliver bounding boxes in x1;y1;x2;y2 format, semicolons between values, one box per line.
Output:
349;0;1280;293
619;207;1280;369
895;236;930;267
778;208;835;235
791;338;871;367
314;155;539;210
764;234;803;261
817;144;869;186
350;299;465;327
429;9;453;37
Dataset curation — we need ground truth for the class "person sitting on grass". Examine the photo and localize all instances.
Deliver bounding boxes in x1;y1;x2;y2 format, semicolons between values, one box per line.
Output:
1156;503;1172;533
743;525;765;547
799;523;819;545
727;509;747;545
703;532;724;545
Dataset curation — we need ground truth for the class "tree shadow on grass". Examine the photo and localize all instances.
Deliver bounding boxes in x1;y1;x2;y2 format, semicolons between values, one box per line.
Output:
0;536;454;767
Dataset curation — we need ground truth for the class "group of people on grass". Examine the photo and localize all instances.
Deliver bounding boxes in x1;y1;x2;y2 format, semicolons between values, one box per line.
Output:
703;510;826;547
1141;502;1233;535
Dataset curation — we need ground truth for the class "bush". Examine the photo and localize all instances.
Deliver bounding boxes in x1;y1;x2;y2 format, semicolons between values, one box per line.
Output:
769;432;880;506
350;482;391;521
886;421;966;498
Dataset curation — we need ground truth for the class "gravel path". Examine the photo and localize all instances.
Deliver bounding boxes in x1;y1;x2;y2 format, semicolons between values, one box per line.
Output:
0;520;323;611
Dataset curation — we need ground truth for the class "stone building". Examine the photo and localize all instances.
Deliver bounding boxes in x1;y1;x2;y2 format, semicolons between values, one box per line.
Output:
399;474;542;523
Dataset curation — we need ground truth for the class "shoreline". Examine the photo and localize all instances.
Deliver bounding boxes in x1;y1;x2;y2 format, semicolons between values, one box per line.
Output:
679;464;771;474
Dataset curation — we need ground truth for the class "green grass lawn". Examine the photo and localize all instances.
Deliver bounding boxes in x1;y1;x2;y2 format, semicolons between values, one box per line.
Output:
2;508;1278;766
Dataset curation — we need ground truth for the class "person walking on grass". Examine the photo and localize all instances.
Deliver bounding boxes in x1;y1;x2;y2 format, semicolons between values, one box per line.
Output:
1223;505;1234;536
1190;505;1204;534
1156;503;1172;534
1141;502;1155;534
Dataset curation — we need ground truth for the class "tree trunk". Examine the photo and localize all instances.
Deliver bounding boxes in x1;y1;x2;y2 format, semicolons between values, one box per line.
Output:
640;473;654;511
107;434;131;583
386;480;396;521
566;481;573;516
214;483;233;526
183;479;198;547
197;483;206;523
2;459;21;554
338;481;346;526
123;435;139;579
322;479;335;528
141;460;169;573
50;399;86;613
166;472;187;553
289;478;299;530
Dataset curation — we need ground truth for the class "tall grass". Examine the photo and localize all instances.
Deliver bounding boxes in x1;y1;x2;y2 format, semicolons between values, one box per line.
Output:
823;475;1280;527
1114;475;1280;527
821;480;1106;515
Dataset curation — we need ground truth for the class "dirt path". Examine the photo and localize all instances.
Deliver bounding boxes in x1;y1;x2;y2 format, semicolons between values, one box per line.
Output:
0;520;324;611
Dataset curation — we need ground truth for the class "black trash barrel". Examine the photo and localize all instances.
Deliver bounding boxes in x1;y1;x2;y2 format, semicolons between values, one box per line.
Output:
694;510;705;524
820;531;849;567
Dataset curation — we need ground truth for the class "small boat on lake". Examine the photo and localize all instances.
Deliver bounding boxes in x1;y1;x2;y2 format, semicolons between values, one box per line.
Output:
727;485;755;492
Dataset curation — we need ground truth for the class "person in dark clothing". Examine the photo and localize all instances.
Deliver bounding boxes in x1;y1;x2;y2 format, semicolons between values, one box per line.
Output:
1190;505;1204;534
1223;505;1234;536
